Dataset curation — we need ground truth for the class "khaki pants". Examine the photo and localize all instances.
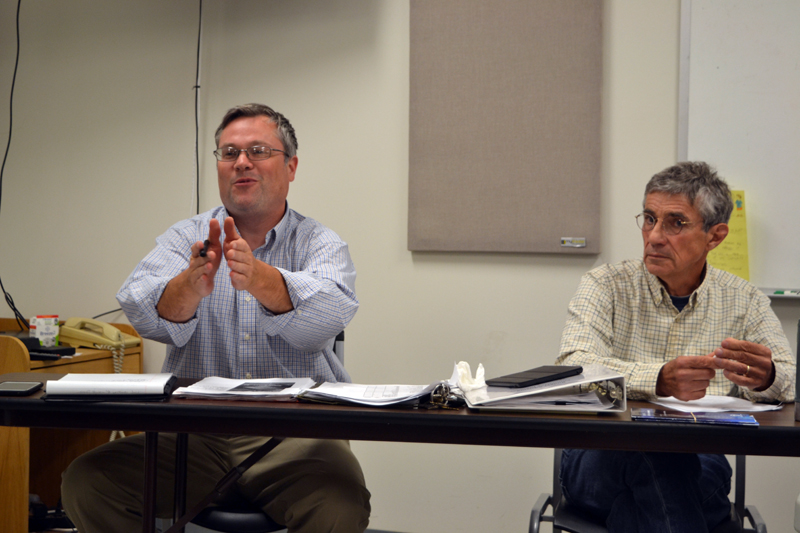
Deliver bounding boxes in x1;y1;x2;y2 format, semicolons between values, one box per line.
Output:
61;433;371;533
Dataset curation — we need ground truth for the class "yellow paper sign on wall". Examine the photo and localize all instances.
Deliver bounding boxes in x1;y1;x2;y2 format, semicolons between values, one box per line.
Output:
708;190;749;280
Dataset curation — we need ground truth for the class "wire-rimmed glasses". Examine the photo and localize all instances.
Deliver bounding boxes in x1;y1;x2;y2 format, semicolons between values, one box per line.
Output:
213;146;287;162
635;212;697;235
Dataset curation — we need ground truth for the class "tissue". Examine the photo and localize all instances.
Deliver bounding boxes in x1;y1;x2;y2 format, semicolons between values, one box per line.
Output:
454;361;486;391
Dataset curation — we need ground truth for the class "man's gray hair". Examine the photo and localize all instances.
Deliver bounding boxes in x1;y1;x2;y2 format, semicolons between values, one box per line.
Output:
214;103;298;160
644;161;733;231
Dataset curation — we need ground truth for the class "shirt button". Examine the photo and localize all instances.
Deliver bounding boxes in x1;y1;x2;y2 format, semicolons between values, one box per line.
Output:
245;296;252;302
244;334;251;340
245;373;252;379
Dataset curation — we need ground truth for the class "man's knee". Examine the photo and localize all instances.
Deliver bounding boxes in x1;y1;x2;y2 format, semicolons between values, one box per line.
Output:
283;439;367;485
280;473;371;533
251;439;371;531
62;436;147;510
62;446;110;502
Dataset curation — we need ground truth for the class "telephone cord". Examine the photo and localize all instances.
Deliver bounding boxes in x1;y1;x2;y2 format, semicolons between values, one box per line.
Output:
96;343;126;441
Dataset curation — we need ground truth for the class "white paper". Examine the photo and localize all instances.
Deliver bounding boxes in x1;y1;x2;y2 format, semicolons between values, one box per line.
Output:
652;395;783;413
46;373;174;396
173;377;316;401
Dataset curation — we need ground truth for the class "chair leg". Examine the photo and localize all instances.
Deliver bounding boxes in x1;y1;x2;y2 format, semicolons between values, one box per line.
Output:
743;505;767;533
529;493;554;533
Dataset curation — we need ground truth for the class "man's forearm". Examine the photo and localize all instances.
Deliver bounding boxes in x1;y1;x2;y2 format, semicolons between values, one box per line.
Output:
249;262;294;314
156;271;205;323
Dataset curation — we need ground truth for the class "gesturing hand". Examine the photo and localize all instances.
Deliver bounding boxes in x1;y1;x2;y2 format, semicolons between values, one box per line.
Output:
156;219;222;323
712;338;775;392
188;218;223;298
221;217;293;313
656;355;717;401
222;217;261;293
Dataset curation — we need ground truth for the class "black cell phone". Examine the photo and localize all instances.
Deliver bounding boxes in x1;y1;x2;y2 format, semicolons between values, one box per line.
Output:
0;381;43;396
485;365;583;388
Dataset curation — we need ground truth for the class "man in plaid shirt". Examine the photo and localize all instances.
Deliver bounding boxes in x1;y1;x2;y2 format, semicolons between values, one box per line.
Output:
557;162;794;533
63;104;370;533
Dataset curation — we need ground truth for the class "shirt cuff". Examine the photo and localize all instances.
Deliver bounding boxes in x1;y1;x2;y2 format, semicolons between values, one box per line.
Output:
629;363;664;400
162;315;200;347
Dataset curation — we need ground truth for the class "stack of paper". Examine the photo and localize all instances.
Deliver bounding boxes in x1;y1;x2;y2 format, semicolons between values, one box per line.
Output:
45;373;177;400
173;377;316;401
299;382;442;407
650;395;782;413
173;378;444;407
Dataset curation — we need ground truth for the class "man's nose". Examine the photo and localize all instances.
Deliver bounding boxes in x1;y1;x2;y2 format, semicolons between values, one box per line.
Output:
234;150;253;169
648;219;668;242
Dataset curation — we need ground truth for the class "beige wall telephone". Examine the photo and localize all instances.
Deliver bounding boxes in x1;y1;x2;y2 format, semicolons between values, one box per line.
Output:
59;317;141;350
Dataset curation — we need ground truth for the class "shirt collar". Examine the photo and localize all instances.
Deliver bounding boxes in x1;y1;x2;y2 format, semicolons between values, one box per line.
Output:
263;202;290;251
218;202;290;252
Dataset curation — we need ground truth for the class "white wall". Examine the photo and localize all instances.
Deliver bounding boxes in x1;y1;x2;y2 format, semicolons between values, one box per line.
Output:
0;1;798;531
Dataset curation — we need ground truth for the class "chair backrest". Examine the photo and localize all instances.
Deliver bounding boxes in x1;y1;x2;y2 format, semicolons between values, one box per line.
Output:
553;448;563;504
794;320;800;402
333;330;344;364
734;454;746;523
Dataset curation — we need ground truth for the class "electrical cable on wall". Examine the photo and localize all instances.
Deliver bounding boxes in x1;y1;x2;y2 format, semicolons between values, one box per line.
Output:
194;0;203;215
1;1;204;326
0;0;28;330
92;308;122;320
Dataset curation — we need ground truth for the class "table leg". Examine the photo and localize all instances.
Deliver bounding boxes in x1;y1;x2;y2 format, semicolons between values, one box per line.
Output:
143;432;158;533
173;433;188;533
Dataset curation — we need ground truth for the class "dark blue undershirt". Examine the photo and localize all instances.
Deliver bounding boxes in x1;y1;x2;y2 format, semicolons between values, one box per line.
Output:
670;295;691;312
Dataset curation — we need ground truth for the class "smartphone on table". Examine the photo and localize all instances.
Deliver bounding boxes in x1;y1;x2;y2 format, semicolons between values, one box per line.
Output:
485;365;583;388
0;381;43;396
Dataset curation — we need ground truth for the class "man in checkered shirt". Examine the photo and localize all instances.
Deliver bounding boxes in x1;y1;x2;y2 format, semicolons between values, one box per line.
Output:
63;104;370;533
556;162;794;533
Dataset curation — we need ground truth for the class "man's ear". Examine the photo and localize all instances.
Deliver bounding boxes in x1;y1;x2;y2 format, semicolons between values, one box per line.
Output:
285;155;298;183
706;223;729;252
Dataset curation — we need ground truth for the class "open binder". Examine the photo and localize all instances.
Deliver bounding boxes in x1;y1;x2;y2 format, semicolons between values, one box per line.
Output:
172;377;447;408
463;364;626;413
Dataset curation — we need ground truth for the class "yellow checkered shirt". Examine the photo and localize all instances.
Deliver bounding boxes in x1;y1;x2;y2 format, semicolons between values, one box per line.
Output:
557;259;795;402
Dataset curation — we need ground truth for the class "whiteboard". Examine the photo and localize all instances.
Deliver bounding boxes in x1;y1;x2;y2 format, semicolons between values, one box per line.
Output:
681;0;800;288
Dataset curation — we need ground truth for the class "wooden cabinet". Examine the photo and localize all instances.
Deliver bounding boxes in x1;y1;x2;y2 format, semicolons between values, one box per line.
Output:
0;319;143;532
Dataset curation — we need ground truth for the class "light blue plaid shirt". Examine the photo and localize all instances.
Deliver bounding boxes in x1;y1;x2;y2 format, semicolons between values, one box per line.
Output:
117;205;358;382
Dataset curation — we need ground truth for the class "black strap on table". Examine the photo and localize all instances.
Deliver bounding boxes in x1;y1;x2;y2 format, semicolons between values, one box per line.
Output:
164;436;285;533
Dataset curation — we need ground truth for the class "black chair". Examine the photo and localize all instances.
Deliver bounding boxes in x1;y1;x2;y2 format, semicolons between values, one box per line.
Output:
187;331;346;533
190;500;284;533
529;449;767;533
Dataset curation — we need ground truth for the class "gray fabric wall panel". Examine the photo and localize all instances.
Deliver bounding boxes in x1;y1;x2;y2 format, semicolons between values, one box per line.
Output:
408;0;602;253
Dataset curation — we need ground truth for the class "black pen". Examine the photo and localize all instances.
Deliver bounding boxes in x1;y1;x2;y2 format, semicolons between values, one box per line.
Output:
199;240;211;257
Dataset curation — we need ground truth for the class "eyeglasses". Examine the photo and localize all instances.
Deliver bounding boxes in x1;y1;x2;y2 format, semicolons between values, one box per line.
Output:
213;146;287;162
635;212;697;235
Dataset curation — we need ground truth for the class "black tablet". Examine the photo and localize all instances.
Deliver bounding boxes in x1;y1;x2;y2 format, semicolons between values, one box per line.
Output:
485;365;583;388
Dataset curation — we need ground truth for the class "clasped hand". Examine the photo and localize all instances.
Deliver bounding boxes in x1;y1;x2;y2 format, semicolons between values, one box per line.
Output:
656;338;775;401
188;217;263;296
711;338;775;392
